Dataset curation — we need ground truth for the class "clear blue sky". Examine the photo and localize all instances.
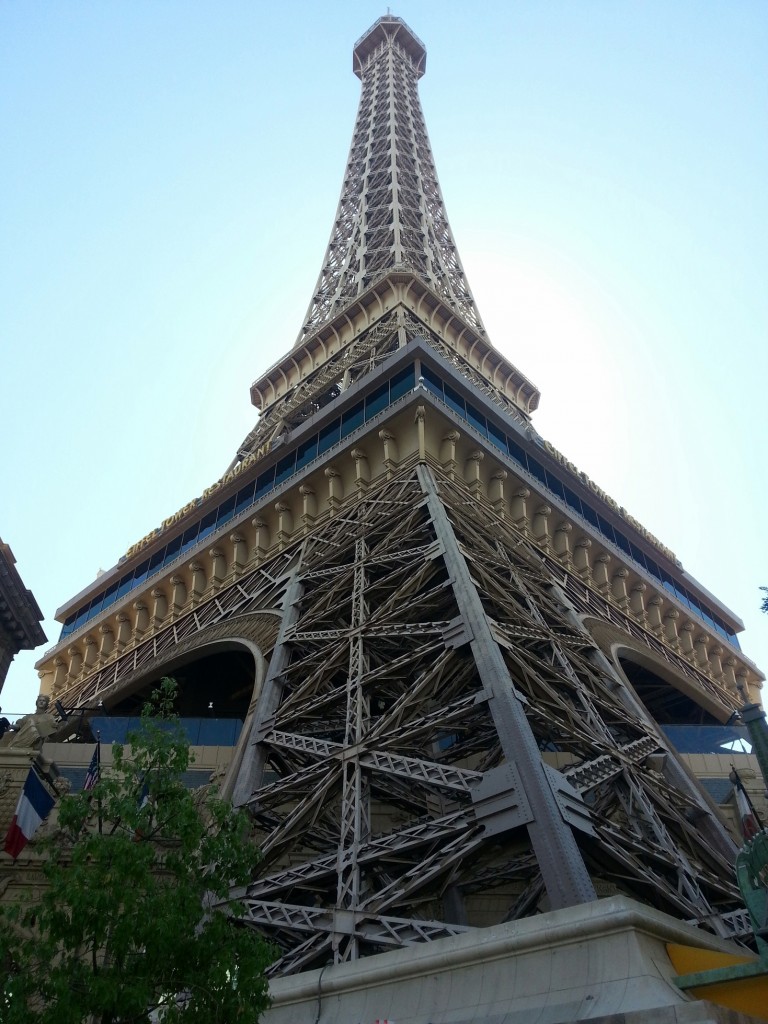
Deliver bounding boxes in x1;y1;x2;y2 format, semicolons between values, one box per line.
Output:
1;1;766;718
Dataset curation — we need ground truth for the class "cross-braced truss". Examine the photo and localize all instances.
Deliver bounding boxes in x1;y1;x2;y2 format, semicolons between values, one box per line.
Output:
296;16;483;347
233;464;741;976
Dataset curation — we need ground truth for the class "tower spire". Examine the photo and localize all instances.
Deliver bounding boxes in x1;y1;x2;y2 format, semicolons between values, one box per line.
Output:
296;15;484;346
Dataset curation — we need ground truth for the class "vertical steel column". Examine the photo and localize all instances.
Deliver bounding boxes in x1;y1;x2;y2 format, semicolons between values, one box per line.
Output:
232;565;305;808
419;465;597;909
335;537;371;962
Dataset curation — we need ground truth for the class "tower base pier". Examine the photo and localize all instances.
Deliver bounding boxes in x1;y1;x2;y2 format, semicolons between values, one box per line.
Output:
263;896;763;1024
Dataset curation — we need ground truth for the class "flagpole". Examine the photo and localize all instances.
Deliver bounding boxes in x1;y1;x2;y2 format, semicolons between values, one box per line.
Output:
729;763;763;839
96;732;102;835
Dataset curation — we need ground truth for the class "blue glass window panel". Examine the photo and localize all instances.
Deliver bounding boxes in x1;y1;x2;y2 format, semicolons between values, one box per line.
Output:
628;542;646;569
644;555;661;581
699;606;716;630
235;481;256;515
147;548;165;573
295;435;318;470
443;383;465;418
274;453;296;486
545;471;565;500
132;560;150;588
101;581;120;612
420;364;443;397
73;604;90;630
466;402;488;438
88;594;104;618
507;437;526;468
614;531;631;556
660;569;676;596
164;536;182;566
686;592;703;616
255;465;276;499
365;385;388;420
341;401;364;437
62;614;76;636
487;419;507;452
390;364;415;400
527;457;546;486
318;417;341;454
563;486;582;515
198;509;218;542
675;584;692;610
729;632;740;650
581;504;599;529
180;523;200;554
117;572;135;599
596;514;615;544
216;494;237;527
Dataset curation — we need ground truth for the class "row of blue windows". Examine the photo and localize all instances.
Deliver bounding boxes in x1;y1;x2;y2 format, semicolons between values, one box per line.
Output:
420;363;739;649
60;363;417;640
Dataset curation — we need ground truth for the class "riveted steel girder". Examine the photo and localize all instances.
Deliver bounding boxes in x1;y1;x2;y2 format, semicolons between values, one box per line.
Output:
231;464;742;975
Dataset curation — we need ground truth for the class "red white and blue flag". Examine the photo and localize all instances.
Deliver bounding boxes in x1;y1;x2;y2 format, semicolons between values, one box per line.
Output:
83;742;100;791
3;768;55;860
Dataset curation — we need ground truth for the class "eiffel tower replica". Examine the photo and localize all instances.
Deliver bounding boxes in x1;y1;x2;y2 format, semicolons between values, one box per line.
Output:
37;14;763;981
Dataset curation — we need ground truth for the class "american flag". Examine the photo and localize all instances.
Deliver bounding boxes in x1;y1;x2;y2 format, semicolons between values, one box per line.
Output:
83;742;100;791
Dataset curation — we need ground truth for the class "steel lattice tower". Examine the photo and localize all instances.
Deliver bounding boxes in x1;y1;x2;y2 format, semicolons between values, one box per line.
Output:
38;15;763;981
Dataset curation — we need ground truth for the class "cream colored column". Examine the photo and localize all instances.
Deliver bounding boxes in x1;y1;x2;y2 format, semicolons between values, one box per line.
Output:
251;518;271;562
664;607;680;649
115;612;132;653
229;531;248;577
553;521;572;565
647;594;664;636
170;575;187;619
611;568;630;609
415;405;426;461
325;466;343;513
510;487;530;535
593;554;612;595
67;645;83;682
188;561;206;605
299;486;317;533
151;588;168;629
679;621;696;659
82;635;98;672
133;600;149;640
274;505;293;550
351;448;369;494
490;469;507;518
52;656;67;694
629;582;647;624
723;656;738;691
209;547;227;591
97;624;114;665
531;504;552;551
573;537;592;581
735;667;750;701
694;633;710;671
379;429;399;478
709;644;724;680
464;451;484;497
440;430;461;480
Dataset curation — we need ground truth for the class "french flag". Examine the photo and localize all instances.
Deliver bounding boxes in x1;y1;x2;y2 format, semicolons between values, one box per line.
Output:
3;768;55;860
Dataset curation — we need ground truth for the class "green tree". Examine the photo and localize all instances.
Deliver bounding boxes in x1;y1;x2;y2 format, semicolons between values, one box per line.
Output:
0;679;272;1024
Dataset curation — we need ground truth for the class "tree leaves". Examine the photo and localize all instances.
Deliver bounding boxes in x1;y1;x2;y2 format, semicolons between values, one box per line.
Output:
0;679;272;1024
